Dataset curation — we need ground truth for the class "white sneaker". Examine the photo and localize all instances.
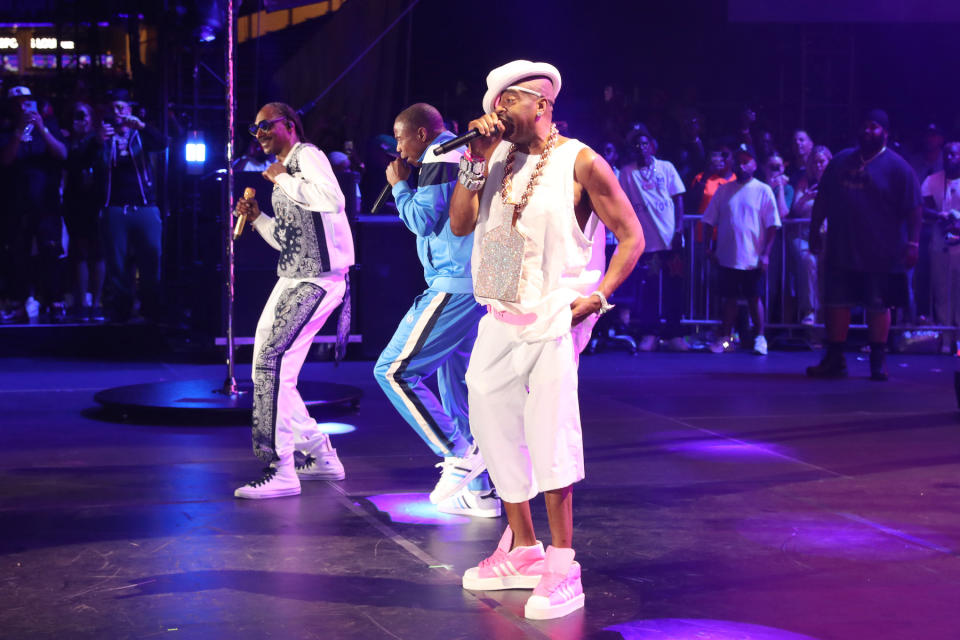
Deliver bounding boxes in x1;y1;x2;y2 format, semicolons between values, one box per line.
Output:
753;335;768;355
800;312;815;325
234;466;301;499
295;449;345;481
438;488;502;518
429;443;486;504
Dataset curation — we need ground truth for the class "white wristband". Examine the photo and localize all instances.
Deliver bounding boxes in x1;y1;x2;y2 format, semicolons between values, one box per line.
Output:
591;290;615;315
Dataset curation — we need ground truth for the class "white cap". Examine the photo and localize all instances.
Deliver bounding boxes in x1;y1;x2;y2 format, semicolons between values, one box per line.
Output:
481;60;561;114
7;86;32;98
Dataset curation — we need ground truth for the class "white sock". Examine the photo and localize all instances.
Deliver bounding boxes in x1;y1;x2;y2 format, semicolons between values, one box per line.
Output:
315;433;333;452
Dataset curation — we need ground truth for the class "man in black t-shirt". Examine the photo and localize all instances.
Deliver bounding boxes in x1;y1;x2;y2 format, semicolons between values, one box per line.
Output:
99;91;168;322
807;110;922;381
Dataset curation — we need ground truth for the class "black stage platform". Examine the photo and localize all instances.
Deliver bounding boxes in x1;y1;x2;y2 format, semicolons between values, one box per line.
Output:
93;379;362;418
1;352;959;639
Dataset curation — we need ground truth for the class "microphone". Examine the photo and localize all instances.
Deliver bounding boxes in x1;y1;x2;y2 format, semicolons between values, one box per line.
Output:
233;187;256;240
370;142;404;214
433;128;481;156
371;182;392;214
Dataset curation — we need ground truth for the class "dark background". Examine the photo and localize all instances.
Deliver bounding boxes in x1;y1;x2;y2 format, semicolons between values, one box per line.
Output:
234;0;960;154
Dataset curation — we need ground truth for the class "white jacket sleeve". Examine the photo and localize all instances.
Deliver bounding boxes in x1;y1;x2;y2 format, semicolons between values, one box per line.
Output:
251;214;281;251
273;145;345;213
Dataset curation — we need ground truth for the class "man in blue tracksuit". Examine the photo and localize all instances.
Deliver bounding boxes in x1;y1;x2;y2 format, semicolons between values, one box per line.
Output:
374;103;499;518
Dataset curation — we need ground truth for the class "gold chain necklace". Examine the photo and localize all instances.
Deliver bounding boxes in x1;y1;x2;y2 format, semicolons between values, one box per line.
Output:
500;124;559;223
858;145;886;172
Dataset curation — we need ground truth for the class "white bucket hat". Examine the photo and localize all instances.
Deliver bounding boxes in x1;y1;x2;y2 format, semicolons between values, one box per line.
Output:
482;60;561;114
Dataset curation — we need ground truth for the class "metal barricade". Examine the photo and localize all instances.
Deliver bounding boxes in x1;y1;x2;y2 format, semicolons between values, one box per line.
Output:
671;215;957;336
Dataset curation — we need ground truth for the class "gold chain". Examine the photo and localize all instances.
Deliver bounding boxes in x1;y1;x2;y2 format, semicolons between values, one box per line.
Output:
500;124;559;224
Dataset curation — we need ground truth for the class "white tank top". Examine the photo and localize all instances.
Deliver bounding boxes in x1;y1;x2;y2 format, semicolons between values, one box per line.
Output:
473;137;602;342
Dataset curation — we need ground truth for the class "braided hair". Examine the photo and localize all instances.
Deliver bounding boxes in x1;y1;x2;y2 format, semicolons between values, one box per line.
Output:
263;102;306;143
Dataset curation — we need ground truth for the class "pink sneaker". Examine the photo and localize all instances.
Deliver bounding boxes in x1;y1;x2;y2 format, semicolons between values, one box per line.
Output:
524;546;584;620
462;526;545;590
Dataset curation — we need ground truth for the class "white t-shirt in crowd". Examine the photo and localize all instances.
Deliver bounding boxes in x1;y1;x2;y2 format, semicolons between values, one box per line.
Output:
702;177;781;269
619;157;686;252
921;170;960;254
921;170;960;213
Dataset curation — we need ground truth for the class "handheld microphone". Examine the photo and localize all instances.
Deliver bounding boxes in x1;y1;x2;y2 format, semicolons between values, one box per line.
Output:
433;128;481;156
233;187;256;240
371;182;392;214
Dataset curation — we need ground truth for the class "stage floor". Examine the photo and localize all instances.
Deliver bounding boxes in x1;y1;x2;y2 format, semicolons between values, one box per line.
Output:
1;351;958;640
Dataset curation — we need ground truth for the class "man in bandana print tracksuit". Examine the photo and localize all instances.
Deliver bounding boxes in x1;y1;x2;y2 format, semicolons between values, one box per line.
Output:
233;102;355;499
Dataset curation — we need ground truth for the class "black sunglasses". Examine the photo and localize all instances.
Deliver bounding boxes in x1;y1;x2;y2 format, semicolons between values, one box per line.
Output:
73;111;89;120
248;116;286;137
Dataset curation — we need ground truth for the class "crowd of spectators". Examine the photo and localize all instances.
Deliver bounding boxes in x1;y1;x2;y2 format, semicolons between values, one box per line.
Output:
586;103;959;356
0;84;168;324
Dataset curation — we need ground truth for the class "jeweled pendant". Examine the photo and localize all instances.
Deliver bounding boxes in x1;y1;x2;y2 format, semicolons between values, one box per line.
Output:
475;223;525;303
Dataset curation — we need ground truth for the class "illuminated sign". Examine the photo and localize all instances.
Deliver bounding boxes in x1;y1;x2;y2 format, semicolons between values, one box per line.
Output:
0;38;76;50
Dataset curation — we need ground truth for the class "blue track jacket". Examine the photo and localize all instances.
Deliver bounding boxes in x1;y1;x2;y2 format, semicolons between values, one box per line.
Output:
391;131;474;294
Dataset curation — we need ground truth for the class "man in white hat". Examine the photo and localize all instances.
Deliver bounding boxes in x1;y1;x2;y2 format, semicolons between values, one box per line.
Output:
449;60;644;619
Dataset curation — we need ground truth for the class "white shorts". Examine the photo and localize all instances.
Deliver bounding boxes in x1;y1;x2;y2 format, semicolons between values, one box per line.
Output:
465;313;584;503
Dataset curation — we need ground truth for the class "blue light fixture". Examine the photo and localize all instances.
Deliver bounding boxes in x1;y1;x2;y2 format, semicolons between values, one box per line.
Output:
185;130;206;174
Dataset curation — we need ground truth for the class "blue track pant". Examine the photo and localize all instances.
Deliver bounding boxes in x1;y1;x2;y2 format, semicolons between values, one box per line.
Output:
374;289;485;458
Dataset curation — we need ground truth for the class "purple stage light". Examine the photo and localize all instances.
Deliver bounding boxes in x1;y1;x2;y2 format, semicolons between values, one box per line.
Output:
737;513;954;561
664;439;793;460
197;25;217;42
606;618;822;639
366;493;468;526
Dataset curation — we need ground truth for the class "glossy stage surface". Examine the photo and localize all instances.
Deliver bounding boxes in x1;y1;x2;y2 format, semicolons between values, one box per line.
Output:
1;351;958;639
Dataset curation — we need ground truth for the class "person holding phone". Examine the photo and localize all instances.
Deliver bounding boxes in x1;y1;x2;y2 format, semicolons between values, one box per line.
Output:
97;89;168;323
0;86;66;322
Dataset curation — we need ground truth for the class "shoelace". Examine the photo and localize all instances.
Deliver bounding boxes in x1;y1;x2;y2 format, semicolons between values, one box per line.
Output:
435;445;483;475
294;453;317;470
434;457;464;475
247;466;278;488
479;548;507;569
534;570;569;597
